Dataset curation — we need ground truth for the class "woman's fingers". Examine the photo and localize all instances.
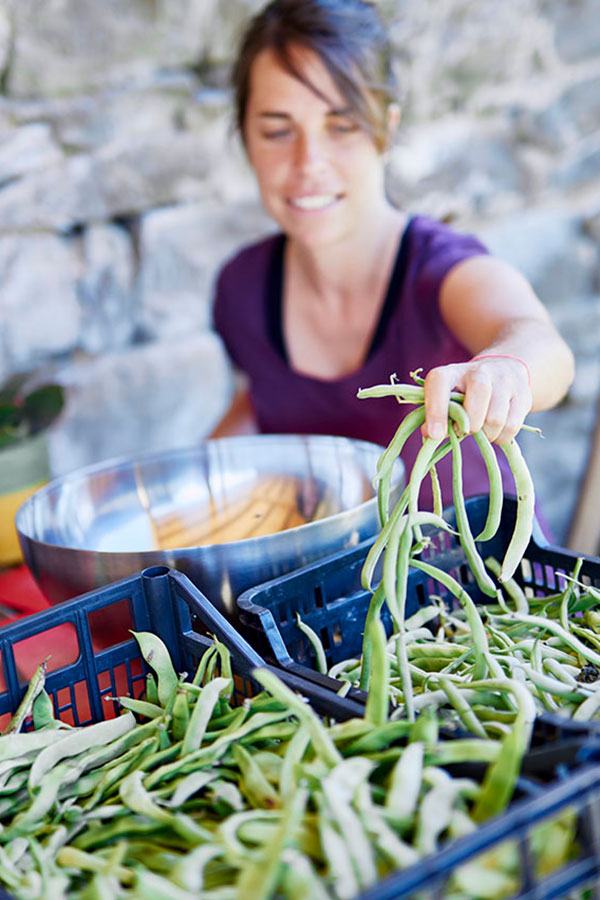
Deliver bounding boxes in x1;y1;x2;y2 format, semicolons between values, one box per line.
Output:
422;358;532;443
422;366;466;439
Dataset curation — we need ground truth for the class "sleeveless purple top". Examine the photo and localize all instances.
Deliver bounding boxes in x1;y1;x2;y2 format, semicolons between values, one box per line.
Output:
213;215;516;508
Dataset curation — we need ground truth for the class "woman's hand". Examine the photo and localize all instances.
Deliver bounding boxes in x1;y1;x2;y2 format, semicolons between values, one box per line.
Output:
422;355;533;444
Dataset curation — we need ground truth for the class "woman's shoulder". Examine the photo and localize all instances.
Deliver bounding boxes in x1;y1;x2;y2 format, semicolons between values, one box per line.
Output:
408;214;489;257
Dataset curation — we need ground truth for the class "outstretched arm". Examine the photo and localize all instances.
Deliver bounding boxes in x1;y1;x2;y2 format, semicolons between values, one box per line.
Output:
208;385;259;438
422;255;575;444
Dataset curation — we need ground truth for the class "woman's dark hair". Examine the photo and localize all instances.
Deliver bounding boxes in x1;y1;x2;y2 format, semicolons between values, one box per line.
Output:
232;0;396;151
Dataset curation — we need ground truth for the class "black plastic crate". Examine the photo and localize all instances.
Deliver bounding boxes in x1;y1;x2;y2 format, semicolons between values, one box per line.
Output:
237;493;600;739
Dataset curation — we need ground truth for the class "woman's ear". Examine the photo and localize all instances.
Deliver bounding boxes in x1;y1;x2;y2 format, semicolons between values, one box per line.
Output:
386;102;401;142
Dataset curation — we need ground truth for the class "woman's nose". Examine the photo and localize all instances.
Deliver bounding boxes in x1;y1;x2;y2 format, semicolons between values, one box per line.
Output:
295;131;327;173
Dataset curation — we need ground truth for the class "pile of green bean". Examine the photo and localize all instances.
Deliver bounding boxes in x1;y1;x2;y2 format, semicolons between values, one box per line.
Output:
0;632;574;900
294;374;600;733
314;565;600;731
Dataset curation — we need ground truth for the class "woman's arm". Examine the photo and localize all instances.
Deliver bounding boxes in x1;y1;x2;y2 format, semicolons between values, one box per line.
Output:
423;255;575;444
208;386;259;439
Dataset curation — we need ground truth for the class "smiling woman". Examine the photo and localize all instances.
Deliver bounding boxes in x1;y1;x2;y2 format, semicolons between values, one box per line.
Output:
211;0;574;514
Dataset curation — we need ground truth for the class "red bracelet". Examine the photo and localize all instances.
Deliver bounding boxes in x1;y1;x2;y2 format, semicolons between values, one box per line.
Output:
471;353;532;388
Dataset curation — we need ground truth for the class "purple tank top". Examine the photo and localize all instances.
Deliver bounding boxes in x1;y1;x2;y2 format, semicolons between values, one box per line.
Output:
213;215;516;509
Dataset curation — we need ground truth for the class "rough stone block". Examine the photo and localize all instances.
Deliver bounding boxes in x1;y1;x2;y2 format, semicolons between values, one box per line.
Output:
48;331;234;475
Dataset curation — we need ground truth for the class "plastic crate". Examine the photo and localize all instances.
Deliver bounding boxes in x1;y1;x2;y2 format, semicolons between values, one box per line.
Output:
355;758;600;900
237;493;600;740
0;564;367;734
1;565;600;899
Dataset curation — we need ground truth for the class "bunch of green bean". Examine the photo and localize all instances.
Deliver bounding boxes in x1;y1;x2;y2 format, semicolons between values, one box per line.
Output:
0;632;573;900
292;374;600;735
352;372;539;723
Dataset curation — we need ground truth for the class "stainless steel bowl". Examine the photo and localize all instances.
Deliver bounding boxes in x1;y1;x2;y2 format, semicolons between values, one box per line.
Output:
17;434;404;621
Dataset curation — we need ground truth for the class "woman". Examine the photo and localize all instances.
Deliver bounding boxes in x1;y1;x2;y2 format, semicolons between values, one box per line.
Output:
212;0;574;508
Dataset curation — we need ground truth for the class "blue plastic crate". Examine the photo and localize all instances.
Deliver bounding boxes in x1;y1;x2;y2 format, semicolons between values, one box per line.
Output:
1;565;600;899
0;564;367;733
356;760;600;900
237;493;600;742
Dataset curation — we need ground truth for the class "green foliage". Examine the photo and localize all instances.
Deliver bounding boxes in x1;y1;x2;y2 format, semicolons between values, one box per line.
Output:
0;373;64;449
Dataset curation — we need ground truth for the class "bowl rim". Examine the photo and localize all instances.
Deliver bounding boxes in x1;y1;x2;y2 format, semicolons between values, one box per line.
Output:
16;433;404;554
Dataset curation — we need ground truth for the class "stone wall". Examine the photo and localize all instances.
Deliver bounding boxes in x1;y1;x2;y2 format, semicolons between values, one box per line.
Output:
0;0;599;544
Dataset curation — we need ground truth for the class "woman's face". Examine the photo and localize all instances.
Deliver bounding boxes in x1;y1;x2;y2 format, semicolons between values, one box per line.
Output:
243;46;388;250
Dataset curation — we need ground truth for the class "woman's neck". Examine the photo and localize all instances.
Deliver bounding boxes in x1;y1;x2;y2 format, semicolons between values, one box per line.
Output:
287;204;407;303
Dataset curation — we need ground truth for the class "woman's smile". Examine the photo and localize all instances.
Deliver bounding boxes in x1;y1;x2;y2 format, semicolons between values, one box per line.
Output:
288;193;343;212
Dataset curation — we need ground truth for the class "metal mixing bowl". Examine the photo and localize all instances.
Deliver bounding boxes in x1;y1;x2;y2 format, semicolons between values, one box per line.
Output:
17;434;404;621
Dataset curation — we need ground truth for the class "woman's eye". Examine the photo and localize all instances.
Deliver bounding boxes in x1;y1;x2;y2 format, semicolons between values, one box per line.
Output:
261;129;291;140
329;119;359;134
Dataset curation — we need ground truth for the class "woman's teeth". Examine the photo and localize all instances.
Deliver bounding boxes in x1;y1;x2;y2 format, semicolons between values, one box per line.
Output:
290;195;337;210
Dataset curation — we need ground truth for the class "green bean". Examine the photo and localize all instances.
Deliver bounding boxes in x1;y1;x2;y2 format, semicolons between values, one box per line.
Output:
130;868;198;899
543;657;579;688
573;685;600;721
384;740;423;823
72;816;169;852
191;644;218;686
146;710;292;790
437;677;488;738
206;779;246;816
113;696;165;719
253;670;341;768
571;623;600;652
328;657;360;681
410;559;490;680
170;845;223;894
57;845;134;885
415;768;465;856
2;658;49;736
321;761;378;891
32;687;60;731
361;490;408;591
181;676;231;756
472;431;504;541
232;743;279;809
279;728;311;804
559;558;582;632
82;736;161;810
0;762;69;842
357;381;465;406
295;614;327;675
240;721;298;744
133;631;179;707
212;638;234;701
363;613;391;727
0;726;62;761
375;405;426;522
408;437;445;514
357;382;427;404
234;787;308;900
484;557;529;613
341;720;411;755
279;847;331;900
492;611;600;667
448;425;497;598
497;439;535;582
318;815;360;899
145;672;160;704
29;712;136;789
119;770;211;845
426;739;500;766
171;690;190;742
